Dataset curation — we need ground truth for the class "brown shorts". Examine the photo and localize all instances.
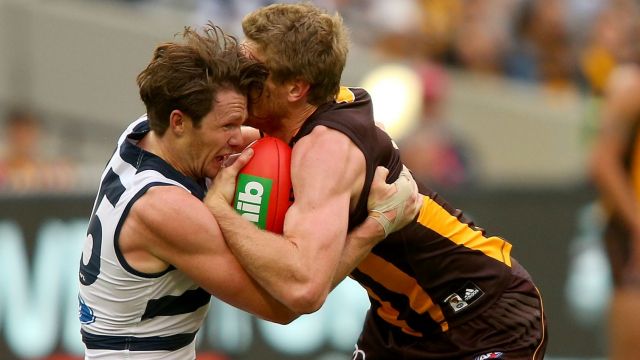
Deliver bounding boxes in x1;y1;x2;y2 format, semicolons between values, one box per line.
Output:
604;216;635;287
353;260;547;360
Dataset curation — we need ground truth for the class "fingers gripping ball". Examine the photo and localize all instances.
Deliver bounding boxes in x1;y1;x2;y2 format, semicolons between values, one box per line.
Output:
233;137;293;234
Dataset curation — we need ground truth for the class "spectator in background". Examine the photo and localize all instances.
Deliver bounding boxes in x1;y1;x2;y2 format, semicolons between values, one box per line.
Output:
193;0;284;36
361;0;424;59
504;0;543;83
530;0;576;91
399;62;473;189
587;3;640;358
415;0;462;62
580;0;640;96
509;0;577;91
579;1;640;143
589;63;640;359
452;0;515;76
0;107;75;193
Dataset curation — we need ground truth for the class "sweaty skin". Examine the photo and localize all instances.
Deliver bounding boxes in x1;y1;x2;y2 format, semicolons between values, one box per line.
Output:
118;90;297;323
207;125;421;313
205;37;421;316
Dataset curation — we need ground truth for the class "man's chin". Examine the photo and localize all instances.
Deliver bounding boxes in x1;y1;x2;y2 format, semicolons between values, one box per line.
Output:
206;166;221;180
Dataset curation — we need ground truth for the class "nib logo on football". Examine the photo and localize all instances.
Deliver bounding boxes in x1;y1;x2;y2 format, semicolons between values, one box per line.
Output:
234;174;272;230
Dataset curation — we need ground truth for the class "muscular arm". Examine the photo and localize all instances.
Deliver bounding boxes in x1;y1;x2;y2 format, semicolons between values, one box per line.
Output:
123;186;298;324
330;165;421;287
331;216;385;287
207;126;367;313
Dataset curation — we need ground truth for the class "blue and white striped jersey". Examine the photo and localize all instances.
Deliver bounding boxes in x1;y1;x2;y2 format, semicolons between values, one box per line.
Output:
78;116;211;359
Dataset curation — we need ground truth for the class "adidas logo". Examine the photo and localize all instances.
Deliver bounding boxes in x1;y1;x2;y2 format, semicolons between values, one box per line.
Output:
444;282;484;313
474;352;503;360
464;288;479;301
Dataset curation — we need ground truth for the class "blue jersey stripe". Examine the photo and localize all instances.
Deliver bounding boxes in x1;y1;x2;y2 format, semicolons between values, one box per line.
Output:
81;329;196;351
141;288;211;320
113;182;178;279
102;168;126;206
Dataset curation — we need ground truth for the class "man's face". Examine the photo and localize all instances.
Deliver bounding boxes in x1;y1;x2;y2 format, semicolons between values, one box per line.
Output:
186;89;247;179
242;40;288;129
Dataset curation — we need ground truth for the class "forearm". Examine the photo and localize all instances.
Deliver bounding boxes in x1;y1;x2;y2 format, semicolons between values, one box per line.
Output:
331;217;384;289
213;245;301;324
329;165;421;288
207;198;323;312
230;278;300;324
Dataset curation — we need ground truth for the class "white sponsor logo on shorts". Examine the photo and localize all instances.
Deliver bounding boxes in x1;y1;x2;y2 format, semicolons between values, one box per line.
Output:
444;281;484;313
352;344;366;360
474;351;504;360
445;293;469;312
465;288;479;301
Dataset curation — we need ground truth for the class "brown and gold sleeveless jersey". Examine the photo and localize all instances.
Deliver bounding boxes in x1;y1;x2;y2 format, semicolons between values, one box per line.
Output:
290;87;514;337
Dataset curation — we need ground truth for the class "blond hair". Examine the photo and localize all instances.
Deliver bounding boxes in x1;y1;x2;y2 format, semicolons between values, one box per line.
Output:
242;3;349;105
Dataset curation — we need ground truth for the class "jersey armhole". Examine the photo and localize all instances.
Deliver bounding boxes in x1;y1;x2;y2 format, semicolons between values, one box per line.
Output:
114;182;178;278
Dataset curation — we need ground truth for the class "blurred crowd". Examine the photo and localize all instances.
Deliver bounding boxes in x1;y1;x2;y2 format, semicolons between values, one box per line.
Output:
192;0;640;189
182;0;639;93
2;0;638;193
347;0;639;189
0;107;77;194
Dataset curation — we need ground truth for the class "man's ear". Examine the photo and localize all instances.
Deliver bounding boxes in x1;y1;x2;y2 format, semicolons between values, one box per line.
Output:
287;79;310;102
169;110;187;135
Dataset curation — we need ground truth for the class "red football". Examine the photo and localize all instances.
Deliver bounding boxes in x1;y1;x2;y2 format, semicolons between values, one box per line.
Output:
233;136;292;234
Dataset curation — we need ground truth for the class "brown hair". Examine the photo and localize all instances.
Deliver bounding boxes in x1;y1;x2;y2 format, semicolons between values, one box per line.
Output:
242;2;349;105
137;23;268;135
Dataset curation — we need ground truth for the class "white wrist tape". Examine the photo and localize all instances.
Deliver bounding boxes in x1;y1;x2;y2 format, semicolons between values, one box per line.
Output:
368;165;416;237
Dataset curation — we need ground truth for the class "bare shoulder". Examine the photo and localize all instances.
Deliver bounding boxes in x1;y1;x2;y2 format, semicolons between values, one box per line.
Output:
133;185;200;229
293;125;362;168
602;64;640;126
291;125;365;204
294;125;351;153
129;185;220;255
